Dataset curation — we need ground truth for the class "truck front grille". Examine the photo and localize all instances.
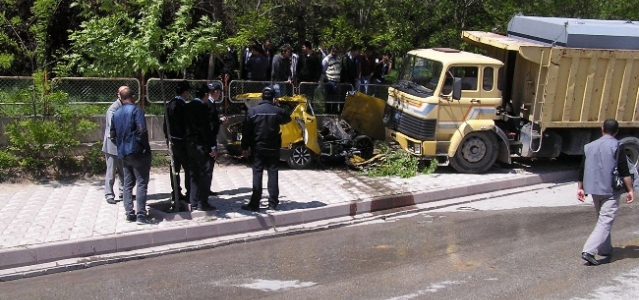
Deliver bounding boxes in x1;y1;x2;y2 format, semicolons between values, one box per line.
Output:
383;105;436;141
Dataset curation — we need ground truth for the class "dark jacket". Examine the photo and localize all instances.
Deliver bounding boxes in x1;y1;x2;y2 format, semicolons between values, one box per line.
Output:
163;96;187;142
297;52;322;82
246;53;269;81
184;99;216;150
341;54;359;84
241;100;292;154
110;103;151;159
206;99;221;147
271;54;292;82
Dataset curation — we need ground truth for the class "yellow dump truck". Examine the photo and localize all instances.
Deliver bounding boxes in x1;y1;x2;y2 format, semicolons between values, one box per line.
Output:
385;30;639;173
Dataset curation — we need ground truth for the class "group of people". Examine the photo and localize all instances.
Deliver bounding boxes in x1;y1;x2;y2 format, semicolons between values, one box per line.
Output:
102;81;291;223
240;40;393;88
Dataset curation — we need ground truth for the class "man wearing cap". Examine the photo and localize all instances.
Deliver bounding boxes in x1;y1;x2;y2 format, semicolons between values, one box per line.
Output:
240;86;291;212
206;82;227;196
164;81;191;205
103;85;127;204
184;83;218;211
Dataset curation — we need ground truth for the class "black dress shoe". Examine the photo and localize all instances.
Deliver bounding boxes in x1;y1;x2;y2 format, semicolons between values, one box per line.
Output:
267;204;278;211
136;215;152;225
179;193;187;200
106;198;116;204
582;252;600;266
126;214;137;222
209;190;219;196
241;205;259;212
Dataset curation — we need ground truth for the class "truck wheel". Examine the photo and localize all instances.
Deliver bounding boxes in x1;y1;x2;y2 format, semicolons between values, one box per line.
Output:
620;136;639;167
450;131;498;174
287;144;313;169
353;135;374;159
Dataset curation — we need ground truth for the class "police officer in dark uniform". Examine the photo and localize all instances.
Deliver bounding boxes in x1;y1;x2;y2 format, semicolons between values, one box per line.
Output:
163;80;191;203
184;83;218;211
240;87;291;212
205;82;227;196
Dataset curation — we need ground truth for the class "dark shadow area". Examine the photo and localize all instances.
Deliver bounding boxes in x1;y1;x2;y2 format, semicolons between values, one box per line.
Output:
147;192;172;201
608;245;639;264
214;187;252;196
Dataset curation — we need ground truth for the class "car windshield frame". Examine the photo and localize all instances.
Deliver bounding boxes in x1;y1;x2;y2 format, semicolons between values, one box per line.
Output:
398;54;444;92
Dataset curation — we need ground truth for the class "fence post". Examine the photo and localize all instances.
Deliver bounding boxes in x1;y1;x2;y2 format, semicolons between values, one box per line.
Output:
140;72;146;110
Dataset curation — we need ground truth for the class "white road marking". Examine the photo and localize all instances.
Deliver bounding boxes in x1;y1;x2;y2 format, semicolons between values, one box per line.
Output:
239;279;316;291
385;281;466;300
572;266;639;300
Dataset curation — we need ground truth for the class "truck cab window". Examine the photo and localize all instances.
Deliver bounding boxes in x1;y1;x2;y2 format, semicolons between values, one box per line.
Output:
442;66;479;94
483;67;494;91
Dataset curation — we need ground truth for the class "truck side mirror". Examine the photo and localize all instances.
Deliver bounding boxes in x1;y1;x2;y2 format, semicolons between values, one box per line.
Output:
452;78;462;100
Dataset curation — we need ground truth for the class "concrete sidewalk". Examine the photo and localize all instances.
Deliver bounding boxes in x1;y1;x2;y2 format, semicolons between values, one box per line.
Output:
0;159;577;270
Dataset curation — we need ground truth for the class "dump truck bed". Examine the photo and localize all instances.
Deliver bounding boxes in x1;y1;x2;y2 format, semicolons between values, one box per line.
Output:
463;31;639;131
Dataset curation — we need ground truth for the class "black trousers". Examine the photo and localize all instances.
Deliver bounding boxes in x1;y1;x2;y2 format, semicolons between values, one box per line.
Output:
248;152;279;208
169;141;190;198
187;143;212;209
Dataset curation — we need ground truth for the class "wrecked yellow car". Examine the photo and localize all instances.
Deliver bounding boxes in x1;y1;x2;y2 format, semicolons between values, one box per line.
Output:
225;92;381;169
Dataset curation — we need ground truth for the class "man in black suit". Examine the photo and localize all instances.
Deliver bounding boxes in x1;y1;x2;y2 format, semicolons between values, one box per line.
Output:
163;81;191;203
184;83;218;211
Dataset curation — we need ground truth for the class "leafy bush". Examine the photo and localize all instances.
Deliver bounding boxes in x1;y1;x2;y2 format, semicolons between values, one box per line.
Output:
367;142;437;178
2;71;98;179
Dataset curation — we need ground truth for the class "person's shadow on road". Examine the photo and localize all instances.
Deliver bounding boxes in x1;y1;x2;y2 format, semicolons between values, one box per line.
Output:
604;245;639;264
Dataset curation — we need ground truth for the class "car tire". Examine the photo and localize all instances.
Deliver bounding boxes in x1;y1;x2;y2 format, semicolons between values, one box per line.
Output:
353;135;374;159
287;144;313;169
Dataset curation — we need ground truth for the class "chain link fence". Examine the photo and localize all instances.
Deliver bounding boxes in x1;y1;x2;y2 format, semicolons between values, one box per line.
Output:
51;77;140;104
0;76;36;105
0;76;37;116
298;82;354;115
358;83;391;100
146;78;224;104
227;80;294;115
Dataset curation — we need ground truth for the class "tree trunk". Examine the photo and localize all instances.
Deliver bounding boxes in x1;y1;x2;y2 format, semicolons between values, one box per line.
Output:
208;0;224;80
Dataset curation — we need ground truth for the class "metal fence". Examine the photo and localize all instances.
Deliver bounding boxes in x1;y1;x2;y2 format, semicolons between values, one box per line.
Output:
358;83;391;100
227;80;294;115
298;82;354;115
52;77;140;104
0;76;36;105
146;78;224;104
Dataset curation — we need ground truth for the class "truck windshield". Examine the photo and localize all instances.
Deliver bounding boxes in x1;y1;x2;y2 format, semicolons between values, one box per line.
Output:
397;55;443;94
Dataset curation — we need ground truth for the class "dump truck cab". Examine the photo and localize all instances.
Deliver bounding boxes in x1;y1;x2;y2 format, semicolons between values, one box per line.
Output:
385;48;511;173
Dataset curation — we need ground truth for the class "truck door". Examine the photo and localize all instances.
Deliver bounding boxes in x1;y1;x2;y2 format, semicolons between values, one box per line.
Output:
437;66;482;139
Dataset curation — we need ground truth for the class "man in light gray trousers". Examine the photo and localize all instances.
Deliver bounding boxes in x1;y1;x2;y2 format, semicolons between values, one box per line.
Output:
577;119;634;265
102;86;128;204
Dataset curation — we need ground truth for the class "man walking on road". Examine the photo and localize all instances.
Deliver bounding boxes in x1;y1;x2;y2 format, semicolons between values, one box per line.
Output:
577;119;634;265
102;85;127;204
240;87;291;212
110;88;152;225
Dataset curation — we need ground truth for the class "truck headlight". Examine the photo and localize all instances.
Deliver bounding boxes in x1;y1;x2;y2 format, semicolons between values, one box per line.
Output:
414;143;422;154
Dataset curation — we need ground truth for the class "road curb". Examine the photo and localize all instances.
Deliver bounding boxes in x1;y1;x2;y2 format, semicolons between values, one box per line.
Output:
0;170;577;272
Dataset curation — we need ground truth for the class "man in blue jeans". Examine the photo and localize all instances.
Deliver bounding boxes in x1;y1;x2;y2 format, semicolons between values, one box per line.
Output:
110;87;152;225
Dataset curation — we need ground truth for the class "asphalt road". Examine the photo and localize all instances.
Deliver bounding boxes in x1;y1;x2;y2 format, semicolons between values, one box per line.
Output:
2;191;639;299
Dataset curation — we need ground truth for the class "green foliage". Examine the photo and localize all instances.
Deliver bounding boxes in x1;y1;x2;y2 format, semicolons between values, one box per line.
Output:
367;142;418;178
151;151;170;168
365;142;437;178
1;70;98;179
63;0;223;77
82;143;106;175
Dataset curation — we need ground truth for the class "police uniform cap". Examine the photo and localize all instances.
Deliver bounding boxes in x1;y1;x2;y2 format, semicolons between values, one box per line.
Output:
208;82;222;92
262;86;274;101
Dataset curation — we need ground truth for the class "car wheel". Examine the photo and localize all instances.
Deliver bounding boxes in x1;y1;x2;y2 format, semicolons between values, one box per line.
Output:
353;135;374;159
287;144;313;169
